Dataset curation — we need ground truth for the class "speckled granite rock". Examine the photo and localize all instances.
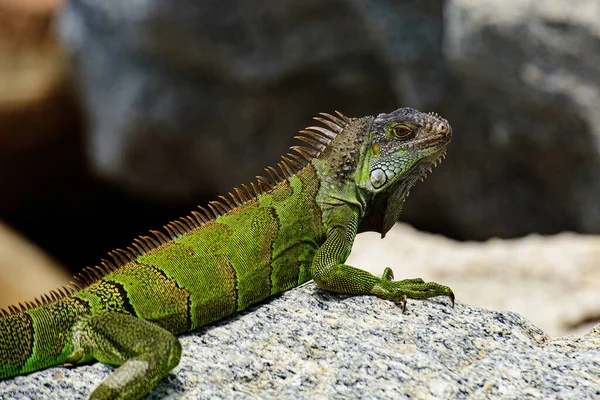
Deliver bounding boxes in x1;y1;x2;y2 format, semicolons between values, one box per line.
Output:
1;284;599;399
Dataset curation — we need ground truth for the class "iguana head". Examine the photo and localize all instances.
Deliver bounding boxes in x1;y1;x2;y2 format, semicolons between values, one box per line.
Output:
356;108;452;237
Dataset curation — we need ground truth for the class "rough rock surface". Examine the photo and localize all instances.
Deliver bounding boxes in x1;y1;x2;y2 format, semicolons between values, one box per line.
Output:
349;223;600;336
1;284;599;399
442;0;600;238
57;0;600;239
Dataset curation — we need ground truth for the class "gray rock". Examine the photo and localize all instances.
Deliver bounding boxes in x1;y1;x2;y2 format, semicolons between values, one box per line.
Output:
440;0;600;238
58;0;600;239
57;0;396;199
1;284;599;399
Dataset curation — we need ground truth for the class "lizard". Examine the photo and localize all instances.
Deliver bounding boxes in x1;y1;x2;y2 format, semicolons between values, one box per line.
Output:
0;107;453;399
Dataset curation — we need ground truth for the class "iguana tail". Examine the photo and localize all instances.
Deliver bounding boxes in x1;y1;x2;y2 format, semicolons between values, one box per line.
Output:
0;297;88;378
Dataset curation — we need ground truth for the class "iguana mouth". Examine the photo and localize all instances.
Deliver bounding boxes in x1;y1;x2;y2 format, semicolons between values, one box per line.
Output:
415;135;451;148
405;131;452;150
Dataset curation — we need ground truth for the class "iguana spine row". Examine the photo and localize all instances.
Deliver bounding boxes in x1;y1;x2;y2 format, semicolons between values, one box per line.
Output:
0;111;351;318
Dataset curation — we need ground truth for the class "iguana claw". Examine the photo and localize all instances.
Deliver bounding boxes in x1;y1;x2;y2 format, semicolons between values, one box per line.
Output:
400;296;407;313
373;277;454;312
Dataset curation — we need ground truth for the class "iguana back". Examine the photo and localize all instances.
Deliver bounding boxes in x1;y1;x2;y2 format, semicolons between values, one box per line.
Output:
0;108;454;399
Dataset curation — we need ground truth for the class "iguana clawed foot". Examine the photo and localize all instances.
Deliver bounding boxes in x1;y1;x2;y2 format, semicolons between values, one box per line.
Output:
376;267;455;312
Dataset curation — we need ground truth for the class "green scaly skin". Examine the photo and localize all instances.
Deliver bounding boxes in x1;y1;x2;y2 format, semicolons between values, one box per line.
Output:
0;108;453;399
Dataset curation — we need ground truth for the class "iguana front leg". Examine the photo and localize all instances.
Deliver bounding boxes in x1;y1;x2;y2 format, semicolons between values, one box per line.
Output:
311;210;454;311
69;312;182;400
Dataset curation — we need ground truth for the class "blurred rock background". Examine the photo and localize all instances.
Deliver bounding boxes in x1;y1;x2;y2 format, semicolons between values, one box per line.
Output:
0;0;599;334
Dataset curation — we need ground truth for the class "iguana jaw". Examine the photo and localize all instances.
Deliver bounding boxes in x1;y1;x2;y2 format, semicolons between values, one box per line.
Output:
414;147;448;183
376;149;448;238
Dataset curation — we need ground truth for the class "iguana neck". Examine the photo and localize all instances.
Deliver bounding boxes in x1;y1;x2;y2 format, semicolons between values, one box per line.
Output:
311;116;374;221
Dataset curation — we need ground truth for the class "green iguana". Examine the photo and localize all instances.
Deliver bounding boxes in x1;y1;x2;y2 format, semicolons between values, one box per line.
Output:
0;108;453;399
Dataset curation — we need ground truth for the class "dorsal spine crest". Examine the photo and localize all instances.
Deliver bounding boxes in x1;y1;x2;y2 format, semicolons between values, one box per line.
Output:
0;111;351;316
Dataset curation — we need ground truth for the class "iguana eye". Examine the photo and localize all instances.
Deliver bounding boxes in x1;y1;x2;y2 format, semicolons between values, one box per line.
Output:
391;124;413;139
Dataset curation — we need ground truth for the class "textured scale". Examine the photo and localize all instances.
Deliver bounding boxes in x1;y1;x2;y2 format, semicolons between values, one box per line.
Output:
0;108;453;399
